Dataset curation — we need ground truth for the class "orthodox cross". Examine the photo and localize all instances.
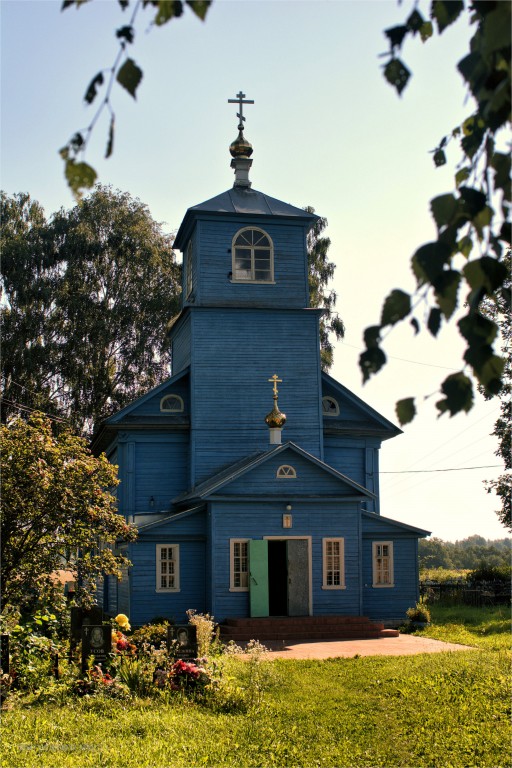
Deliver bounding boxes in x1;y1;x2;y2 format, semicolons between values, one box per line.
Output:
268;374;282;398
228;91;254;131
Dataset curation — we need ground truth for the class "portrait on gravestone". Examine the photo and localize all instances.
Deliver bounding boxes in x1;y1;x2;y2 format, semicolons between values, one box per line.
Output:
81;625;111;670
167;625;198;660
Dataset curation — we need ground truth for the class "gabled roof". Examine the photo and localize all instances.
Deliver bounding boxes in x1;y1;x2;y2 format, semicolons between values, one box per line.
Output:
90;367;190;453
175;187;318;250
172;441;375;507
322;371;402;440
362;509;431;537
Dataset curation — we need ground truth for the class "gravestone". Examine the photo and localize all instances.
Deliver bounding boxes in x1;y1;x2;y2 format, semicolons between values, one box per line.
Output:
81;624;112;671
71;606;104;643
167;625;198;660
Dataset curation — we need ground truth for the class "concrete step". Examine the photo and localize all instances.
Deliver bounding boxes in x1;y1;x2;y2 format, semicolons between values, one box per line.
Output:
219;615;390;642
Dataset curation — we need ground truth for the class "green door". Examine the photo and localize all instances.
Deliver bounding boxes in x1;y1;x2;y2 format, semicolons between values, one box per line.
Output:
249;540;269;617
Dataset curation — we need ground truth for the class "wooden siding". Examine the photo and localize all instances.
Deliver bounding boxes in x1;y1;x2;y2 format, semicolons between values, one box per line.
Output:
361;537;419;622
323;438;366;485
133;435;189;512
190;307;322;482
124;380;189;419
222;450;367;499
210;501;362;621
191;218;309;309
171;313;192;375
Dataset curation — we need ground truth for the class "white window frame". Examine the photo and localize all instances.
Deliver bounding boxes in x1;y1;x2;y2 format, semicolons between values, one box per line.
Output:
322;538;346;590
229;539;249;592
276;464;297;479
160;394;184;413
156;544;180;592
231;227;274;284
372;541;394;587
322;396;340;417
185;240;193;298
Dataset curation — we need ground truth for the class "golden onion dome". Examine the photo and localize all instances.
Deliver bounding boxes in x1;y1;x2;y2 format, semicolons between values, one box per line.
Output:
229;130;253;158
265;402;287;429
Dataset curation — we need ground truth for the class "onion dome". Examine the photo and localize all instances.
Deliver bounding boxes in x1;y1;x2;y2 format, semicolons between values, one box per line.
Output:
229;130;253;158
265;402;287;429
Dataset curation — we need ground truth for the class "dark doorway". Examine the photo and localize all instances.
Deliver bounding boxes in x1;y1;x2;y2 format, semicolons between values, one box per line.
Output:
268;540;287;616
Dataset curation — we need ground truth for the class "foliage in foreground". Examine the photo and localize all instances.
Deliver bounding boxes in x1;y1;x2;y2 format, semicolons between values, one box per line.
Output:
0;413;137;609
2;648;509;768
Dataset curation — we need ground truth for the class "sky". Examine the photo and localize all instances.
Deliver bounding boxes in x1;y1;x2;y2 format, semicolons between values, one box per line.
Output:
1;0;509;542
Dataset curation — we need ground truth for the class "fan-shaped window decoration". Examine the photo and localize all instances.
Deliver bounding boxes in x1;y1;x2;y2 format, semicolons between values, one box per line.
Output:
322;396;340;417
276;464;297;479
160;394;184;413
232;227;274;283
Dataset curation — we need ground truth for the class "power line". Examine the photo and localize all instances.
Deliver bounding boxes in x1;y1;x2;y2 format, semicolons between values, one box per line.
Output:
1;397;68;424
381;464;502;474
339;341;458;371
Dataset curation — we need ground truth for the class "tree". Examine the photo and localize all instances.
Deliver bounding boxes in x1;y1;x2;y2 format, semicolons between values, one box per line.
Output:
1;186;181;435
360;1;511;424
0;413;137;611
305;207;345;370
481;251;511;531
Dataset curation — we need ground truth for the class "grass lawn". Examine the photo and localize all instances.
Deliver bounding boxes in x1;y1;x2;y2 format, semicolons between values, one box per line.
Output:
2;607;510;768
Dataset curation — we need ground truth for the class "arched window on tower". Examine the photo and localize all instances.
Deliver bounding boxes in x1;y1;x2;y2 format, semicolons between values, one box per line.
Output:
322;396;340;417
232;227;274;283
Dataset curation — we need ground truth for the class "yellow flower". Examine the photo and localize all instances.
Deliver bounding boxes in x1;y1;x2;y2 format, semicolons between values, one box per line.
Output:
114;613;131;630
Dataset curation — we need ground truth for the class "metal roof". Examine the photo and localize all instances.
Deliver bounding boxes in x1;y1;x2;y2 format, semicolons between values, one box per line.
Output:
174;187;318;250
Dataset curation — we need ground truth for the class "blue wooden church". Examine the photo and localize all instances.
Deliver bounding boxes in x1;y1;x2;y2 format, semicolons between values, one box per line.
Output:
92;94;429;632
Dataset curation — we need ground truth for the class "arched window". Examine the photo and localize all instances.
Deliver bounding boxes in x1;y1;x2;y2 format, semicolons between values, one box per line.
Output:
232;227;274;283
276;464;297;479
322;396;340;417
160;394;184;413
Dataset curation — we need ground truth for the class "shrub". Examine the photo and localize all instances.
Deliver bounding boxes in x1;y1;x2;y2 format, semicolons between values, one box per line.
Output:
406;597;431;625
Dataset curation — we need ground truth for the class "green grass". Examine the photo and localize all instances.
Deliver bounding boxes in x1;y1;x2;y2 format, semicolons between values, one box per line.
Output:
2;606;511;768
413;604;511;651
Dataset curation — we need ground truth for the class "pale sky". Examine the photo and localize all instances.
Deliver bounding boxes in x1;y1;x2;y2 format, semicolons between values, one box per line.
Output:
1;0;509;542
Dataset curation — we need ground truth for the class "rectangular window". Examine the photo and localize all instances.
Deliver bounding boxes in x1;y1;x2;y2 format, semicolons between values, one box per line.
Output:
186;241;193;298
372;541;394;587
230;539;249;591
322;538;345;589
156;544;180;592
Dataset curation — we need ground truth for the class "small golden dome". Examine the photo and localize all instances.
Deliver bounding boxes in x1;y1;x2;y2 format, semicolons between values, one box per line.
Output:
229;130;253;158
265;403;287;429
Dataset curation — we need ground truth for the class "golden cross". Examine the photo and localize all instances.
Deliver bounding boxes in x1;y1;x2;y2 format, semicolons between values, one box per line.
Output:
268;374;282;397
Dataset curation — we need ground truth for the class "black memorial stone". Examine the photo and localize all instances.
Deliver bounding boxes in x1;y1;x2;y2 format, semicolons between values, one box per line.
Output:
167;625;198;660
81;624;112;671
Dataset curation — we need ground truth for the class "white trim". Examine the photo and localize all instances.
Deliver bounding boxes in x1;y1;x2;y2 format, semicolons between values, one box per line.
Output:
229;539;249;592
372;541;394;587
276;464;297;479
322;396;340;417
155;544;180;592
160;394;184;413
264;536;313;616
231;226;274;283
322;537;346;590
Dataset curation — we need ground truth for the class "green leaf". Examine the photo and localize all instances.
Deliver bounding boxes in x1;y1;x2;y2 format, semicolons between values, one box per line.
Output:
464;345;504;395
62;0;90;8
396;397;416;426
463;257;508;294
406;10;424;33
84;72;104;105
472;205;493;240
458;312;498;347
384;25;409;49
64;159;97;200
491;153;511;197
363;325;381;348
383;58;411;95
433;149;446;167
455;167;470;188
419;21;433;41
359;347;387;383
430;194;458;229
410;317;420;335
155;0;183;25
433;269;461;319
436;372;473;417
412;241;452;284
105;116;115;159
427;307;442;337
459;186;487;217
185;0;211;20
481;4;512;57
381;289;411;326
116;58;143;99
432;0;464;33
457;235;473;258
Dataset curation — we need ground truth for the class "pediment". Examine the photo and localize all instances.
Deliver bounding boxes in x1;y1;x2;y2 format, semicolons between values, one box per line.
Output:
322;373;401;440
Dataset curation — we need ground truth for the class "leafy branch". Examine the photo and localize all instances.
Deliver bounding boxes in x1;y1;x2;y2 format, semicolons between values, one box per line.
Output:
361;0;511;425
59;0;211;199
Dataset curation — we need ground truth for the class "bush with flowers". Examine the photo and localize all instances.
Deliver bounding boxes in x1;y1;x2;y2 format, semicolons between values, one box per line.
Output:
72;664;130;700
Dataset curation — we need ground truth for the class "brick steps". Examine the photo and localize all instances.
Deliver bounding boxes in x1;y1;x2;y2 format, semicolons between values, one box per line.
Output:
219;615;397;642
